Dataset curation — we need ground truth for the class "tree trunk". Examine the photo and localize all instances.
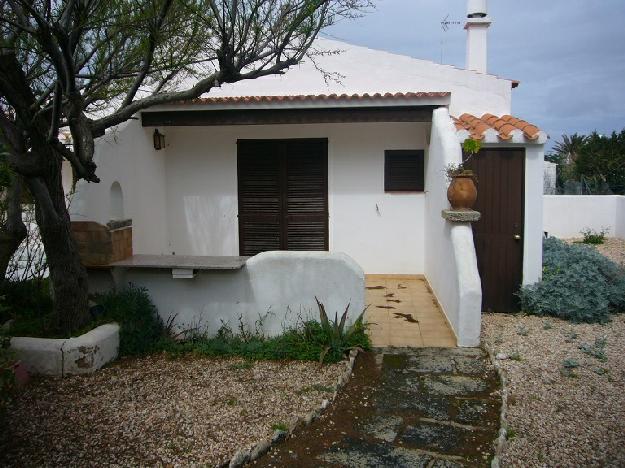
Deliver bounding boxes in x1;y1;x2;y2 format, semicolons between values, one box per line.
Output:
27;158;90;335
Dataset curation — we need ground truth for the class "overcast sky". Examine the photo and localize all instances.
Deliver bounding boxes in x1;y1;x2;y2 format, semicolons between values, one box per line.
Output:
326;0;625;151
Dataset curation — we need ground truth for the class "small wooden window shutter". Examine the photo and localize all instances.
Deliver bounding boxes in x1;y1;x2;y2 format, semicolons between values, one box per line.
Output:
384;150;425;192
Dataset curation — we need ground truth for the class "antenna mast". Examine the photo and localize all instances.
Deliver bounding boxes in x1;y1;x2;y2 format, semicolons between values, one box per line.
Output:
440;14;461;63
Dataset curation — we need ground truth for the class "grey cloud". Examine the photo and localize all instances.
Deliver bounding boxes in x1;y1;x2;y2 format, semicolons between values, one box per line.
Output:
328;0;625;150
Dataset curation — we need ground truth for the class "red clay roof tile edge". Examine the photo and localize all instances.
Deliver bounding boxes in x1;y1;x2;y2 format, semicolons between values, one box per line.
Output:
452;113;542;141
171;91;451;106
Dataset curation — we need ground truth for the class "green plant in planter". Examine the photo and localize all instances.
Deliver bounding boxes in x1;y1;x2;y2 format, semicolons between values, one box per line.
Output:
462;137;482;155
444;138;482;182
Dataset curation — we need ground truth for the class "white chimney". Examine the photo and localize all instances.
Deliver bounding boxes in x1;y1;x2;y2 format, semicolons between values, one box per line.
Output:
465;0;491;73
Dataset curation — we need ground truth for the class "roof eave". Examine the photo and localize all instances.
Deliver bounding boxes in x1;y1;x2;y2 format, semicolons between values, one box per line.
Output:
144;93;451;113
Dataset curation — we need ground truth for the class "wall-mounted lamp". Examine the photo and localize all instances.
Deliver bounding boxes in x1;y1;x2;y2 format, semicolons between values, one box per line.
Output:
153;129;165;150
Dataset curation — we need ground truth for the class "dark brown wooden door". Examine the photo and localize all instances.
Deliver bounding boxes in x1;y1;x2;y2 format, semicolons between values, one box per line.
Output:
237;139;328;256
465;148;525;312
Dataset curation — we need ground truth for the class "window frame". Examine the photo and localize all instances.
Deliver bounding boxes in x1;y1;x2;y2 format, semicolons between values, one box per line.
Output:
384;149;425;192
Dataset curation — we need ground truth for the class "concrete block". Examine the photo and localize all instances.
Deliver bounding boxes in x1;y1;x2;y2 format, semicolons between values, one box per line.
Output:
441;209;481;222
62;323;120;375
10;336;65;375
10;323;120;376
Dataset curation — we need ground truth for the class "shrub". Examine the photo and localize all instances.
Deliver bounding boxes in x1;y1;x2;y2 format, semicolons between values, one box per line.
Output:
518;237;625;322
0;279;54;336
315;298;368;363
95;285;165;356
158;301;370;364
580;227;609;245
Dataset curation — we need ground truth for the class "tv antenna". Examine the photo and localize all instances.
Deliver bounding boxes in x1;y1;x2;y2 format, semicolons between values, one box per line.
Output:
441;14;461;32
439;14;462;63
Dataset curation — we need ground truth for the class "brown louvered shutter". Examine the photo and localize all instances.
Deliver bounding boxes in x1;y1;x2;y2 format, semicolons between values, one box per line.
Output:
237;139;328;256
237;141;282;256
285;139;328;251
384;150;425;192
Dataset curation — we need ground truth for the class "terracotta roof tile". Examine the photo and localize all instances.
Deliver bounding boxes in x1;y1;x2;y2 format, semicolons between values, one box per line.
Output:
177;91;450;106
452;113;542;141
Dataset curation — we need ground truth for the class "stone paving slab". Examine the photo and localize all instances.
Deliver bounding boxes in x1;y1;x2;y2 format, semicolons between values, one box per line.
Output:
254;347;501;468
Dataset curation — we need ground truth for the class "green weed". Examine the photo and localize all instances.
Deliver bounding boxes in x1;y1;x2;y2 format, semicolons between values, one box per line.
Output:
579;337;608;362
271;422;288;432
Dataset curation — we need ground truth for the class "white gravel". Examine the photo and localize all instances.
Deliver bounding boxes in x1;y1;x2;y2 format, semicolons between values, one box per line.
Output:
481;238;625;467
483;314;625;467
0;355;344;466
482;238;625;467
595;237;625;267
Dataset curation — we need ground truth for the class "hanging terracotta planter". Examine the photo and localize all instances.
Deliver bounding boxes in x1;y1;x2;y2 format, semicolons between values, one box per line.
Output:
447;171;477;210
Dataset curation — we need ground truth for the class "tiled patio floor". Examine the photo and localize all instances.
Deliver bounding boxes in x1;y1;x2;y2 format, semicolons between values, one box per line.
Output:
364;275;456;348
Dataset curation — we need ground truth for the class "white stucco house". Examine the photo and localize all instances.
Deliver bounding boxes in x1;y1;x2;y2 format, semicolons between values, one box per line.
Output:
70;0;547;347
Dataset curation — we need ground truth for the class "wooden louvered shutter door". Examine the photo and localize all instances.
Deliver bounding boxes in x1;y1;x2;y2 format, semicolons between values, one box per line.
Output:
238;138;328;255
285;139;328;251
237;141;282;256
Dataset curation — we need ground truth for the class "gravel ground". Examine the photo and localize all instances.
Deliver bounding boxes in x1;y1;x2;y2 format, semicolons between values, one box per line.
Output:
482;314;625;467
0;355;343;467
481;239;625;467
595;237;625;266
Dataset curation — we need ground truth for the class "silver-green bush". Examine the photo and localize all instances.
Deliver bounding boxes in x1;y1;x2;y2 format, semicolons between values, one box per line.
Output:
518;237;625;322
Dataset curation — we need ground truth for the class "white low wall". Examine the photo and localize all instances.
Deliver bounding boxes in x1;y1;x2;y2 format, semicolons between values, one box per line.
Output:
90;251;365;337
10;324;119;376
543;195;625;239
424;108;482;347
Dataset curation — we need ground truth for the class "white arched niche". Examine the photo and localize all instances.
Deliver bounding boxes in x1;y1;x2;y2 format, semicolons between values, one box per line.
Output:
109;181;124;221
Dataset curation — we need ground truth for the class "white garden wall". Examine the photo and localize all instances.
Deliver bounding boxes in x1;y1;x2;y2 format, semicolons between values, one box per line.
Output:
543;195;625;239
88;251;365;337
424;108;482;347
522;146;545;285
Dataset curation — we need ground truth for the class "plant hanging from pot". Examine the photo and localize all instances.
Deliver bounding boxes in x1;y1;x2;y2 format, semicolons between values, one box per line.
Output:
445;138;482;211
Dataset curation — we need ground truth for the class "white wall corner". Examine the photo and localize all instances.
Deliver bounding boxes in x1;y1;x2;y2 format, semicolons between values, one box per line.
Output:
451;225;482;347
523;146;545;285
425;108;482;347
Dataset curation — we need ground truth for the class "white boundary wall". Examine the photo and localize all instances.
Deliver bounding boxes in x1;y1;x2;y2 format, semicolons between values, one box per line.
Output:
544;195;625;239
424;108;482;347
89;251;365;337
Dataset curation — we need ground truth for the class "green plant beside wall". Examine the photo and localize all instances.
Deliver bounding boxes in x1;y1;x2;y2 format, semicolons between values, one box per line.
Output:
518;237;625;322
157;301;370;364
315;297;367;363
580;227;609;245
94;285;166;356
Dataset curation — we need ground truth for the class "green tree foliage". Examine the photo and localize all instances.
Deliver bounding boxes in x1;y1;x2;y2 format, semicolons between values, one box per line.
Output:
575;130;625;195
0;0;370;334
553;133;587;164
550;130;625;194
